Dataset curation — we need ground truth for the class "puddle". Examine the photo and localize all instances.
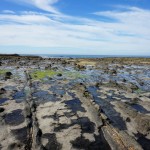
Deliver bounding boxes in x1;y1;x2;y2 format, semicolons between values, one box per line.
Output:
33;91;60;103
42;133;62;150
88;86;127;130
54;117;95;133
65;99;86;113
0;98;9;105
136;133;150;150
4;86;17;91
49;86;65;96
5;109;25;126
72;117;95;133
32;91;49;98
71;133;111;150
13;91;25;99
131;104;150;113
11;127;28;143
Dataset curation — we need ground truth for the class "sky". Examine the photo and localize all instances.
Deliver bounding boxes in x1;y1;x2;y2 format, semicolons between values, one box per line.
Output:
0;0;150;55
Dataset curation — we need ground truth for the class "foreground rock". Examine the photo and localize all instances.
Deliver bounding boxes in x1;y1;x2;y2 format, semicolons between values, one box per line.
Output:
0;56;150;150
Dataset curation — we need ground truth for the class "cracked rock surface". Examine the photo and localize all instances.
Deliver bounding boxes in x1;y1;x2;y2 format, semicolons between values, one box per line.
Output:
0;55;150;150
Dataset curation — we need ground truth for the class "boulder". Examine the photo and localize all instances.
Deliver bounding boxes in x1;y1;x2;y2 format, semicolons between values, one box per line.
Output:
5;72;12;79
0;88;6;94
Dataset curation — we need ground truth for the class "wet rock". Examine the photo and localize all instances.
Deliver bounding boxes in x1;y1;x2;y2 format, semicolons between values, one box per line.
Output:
0;88;6;95
83;90;90;98
122;79;127;82
4;86;17;91
8;143;22;150
45;64;52;70
126;117;131;122
76;64;86;70
48;86;66;96
11;127;28;143
57;73;62;77
0;107;5;113
128;83;139;92
131;104;150;113
139;81;144;86
110;69;117;75
136;115;150;135
13;91;25;99
0;98;9;105
51;67;58;71
136;133;150;150
95;82;101;87
71;134;111;150
33;91;59;103
108;80;118;87
42;133;62;150
54;123;72;132
32;91;49;98
61;60;67;65
5;109;25;126
5;72;12;79
77;117;95;133
65;99;86;113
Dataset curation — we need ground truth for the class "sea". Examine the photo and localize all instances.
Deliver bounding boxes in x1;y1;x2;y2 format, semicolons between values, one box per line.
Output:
21;54;150;58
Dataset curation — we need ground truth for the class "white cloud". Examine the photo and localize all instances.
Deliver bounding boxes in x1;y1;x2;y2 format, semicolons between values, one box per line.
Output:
11;0;61;14
0;5;150;55
2;10;15;14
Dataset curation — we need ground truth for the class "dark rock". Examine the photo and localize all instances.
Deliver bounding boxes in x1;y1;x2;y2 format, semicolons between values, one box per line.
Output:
76;64;86;70
139;81;144;86
126;117;131;122
0;107;5;113
5;109;25;126
71;134;111;150
122;79;127;82
45;64;52;70
42;133;62;150
136;115;150;135
57;73;62;77
65;99;86;113
0;98;9;105
110;69;117;75
8;143;22;150
128;83;139;92
11;127;28;143
136;133;150;150
83;90;90;98
0;88;6;95
13;91;25;99
61;60;67;65
51;67;58;71
5;72;12;79
95;82;101;87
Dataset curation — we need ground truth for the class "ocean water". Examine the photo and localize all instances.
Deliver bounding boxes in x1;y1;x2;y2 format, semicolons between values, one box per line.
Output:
21;54;150;58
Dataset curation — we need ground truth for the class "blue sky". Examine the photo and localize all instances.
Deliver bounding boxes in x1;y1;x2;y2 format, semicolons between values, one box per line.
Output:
0;0;150;55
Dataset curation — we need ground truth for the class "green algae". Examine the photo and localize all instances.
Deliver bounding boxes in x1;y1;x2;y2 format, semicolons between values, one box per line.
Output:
31;70;58;80
30;69;88;80
0;69;8;75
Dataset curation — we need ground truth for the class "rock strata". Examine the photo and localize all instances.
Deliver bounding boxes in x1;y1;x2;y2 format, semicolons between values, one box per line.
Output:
0;56;150;150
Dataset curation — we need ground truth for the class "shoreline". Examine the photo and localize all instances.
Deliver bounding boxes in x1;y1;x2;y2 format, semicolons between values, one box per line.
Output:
1;53;150;59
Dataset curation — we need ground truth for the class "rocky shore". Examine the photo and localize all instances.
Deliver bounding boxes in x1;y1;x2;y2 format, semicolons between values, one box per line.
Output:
0;55;150;150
